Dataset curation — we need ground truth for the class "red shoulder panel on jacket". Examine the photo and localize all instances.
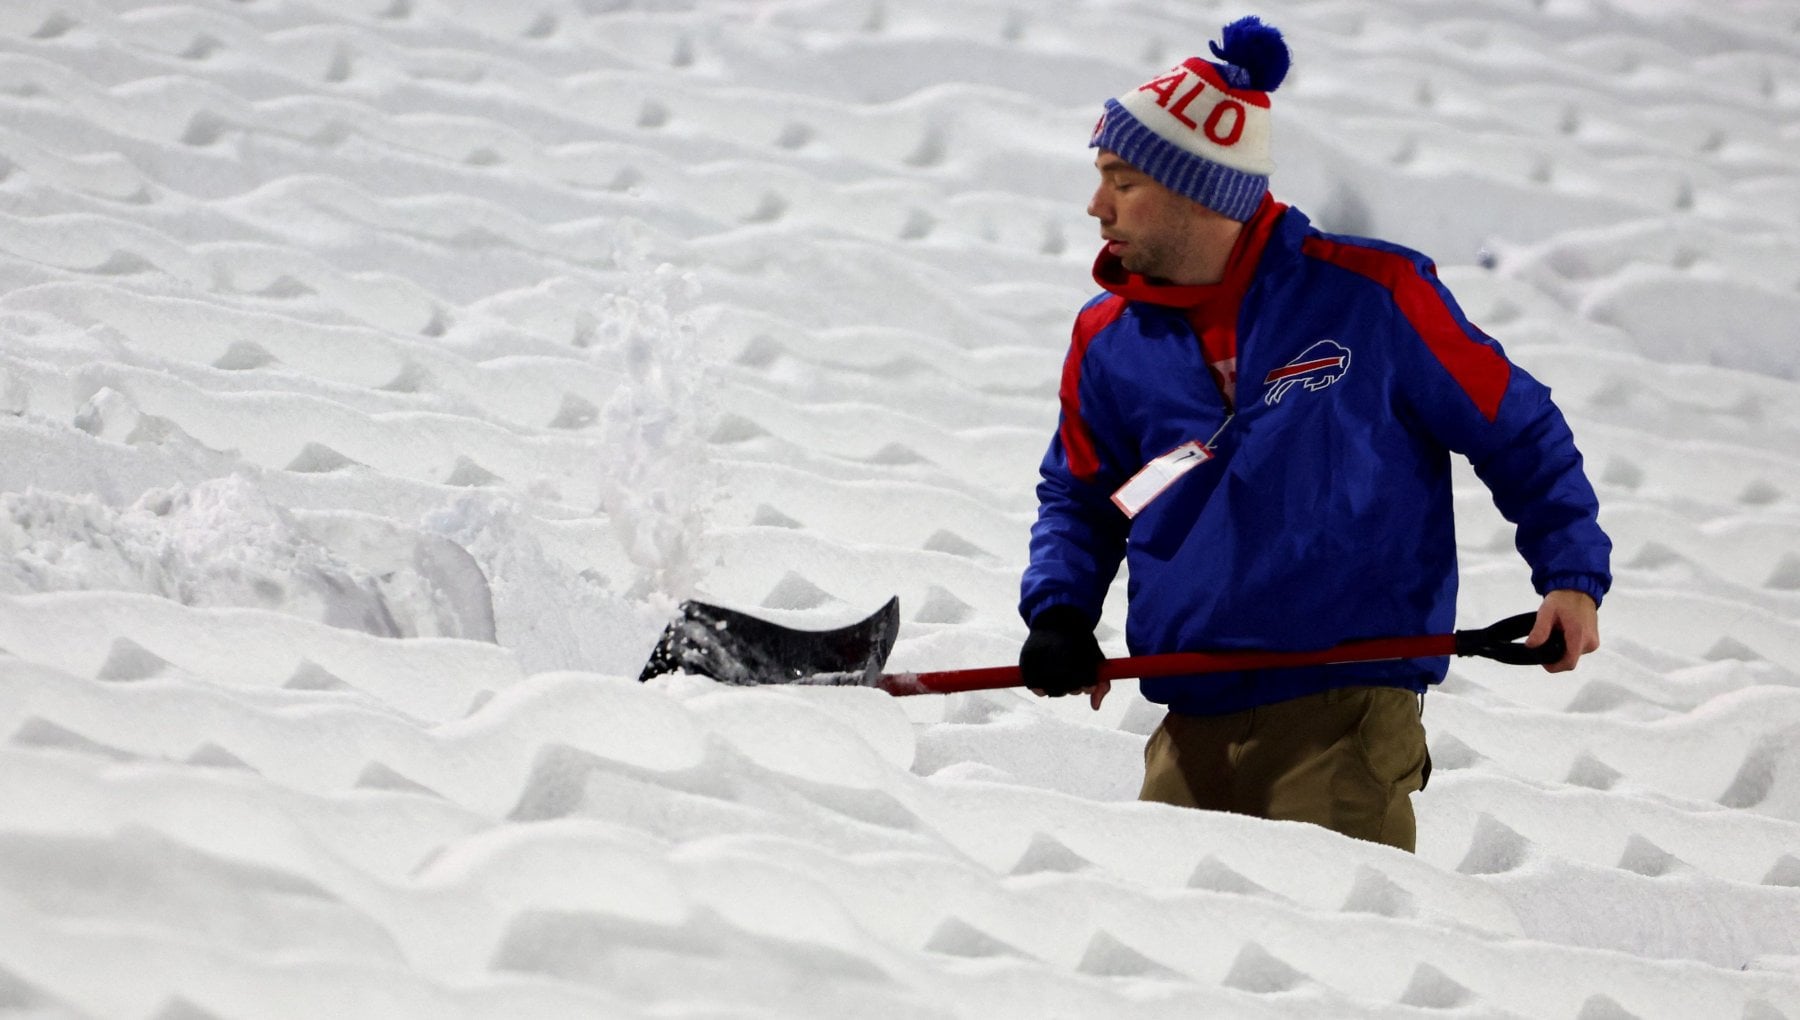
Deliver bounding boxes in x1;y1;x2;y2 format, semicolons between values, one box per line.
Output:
1060;295;1129;481
1300;237;1510;421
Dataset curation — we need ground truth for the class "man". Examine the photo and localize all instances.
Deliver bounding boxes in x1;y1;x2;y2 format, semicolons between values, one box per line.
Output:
1017;17;1610;852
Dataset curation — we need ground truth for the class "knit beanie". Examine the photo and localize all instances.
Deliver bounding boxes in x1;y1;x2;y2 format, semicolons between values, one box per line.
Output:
1089;16;1290;222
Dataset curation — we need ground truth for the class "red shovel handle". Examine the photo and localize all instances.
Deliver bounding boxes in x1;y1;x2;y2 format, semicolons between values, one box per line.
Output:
877;614;1550;696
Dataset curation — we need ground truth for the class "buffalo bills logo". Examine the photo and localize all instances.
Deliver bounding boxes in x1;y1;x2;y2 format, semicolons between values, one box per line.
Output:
1263;340;1351;407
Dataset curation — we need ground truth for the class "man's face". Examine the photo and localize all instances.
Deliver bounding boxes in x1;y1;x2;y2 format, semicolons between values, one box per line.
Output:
1087;151;1229;281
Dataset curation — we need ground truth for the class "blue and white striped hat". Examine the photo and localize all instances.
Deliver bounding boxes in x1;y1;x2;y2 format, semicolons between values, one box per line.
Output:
1090;17;1291;222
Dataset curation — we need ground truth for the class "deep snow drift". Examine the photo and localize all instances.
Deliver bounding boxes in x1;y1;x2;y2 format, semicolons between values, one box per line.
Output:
2;0;1798;1017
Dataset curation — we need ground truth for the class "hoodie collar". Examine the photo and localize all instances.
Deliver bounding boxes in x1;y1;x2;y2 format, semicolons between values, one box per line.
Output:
1091;193;1287;311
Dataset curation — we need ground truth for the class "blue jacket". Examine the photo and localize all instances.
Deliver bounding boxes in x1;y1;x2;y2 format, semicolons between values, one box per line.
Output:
1021;199;1612;715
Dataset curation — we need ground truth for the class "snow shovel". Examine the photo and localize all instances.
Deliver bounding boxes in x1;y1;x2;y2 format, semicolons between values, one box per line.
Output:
637;599;1564;696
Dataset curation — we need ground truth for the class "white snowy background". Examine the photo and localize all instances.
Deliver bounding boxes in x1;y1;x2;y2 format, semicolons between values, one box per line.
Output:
2;0;1798;1017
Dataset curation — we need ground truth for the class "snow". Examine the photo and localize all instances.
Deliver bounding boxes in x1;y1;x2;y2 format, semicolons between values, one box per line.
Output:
2;0;1799;1016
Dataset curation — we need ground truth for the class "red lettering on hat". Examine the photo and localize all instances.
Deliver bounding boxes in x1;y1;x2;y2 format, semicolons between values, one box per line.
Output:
1136;61;1259;145
1167;78;1211;130
1204;100;1246;145
1138;69;1188;107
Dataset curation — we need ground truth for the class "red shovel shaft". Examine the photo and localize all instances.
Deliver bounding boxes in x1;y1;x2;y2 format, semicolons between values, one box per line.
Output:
878;632;1460;696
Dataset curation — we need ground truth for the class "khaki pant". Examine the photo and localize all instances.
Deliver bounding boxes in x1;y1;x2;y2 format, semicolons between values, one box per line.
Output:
1139;686;1429;852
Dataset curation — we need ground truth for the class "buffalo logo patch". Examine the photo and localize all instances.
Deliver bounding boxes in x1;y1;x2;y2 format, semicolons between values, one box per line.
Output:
1263;339;1351;406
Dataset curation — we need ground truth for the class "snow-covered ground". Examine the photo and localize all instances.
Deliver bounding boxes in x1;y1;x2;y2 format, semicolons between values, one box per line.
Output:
3;0;1799;1016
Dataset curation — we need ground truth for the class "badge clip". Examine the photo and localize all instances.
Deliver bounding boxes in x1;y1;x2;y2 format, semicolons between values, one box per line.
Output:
1111;441;1212;518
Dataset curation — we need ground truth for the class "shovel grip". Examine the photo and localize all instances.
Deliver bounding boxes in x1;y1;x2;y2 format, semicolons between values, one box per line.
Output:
1453;613;1565;665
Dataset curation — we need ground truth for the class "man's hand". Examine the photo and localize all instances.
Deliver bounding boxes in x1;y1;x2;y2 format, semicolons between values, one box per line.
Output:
1021;606;1110;709
1529;589;1599;672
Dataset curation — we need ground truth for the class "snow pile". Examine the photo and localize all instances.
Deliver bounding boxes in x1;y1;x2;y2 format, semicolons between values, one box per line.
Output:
1;0;1798;1018
1;476;493;639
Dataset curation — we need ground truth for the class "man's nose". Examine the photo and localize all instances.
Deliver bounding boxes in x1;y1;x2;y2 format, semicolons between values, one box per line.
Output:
1087;187;1109;222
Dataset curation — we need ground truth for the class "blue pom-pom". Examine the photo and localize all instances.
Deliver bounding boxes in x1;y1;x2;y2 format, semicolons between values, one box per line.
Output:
1208;16;1289;92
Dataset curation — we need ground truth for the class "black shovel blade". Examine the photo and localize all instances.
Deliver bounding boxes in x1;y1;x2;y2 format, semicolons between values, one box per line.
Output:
637;597;902;686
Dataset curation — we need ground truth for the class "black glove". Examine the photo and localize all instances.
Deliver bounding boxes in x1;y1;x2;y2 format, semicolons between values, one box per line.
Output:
1020;605;1103;696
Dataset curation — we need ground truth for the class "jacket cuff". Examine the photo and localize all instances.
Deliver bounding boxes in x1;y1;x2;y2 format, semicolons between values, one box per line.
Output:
1538;573;1610;608
1021;598;1099;631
